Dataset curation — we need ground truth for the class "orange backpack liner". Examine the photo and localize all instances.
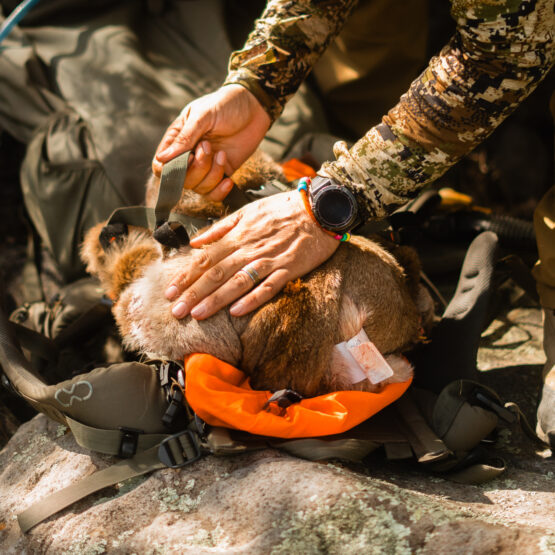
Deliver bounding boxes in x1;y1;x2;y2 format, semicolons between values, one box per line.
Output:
184;354;412;439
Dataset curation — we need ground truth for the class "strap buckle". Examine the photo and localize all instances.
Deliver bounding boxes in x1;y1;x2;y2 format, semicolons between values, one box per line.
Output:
262;389;303;410
158;430;203;468
118;426;143;458
162;387;185;429
153;221;190;248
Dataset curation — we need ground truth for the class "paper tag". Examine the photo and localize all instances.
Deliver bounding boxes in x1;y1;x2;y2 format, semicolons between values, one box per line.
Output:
332;329;394;385
332;341;367;384
345;329;394;384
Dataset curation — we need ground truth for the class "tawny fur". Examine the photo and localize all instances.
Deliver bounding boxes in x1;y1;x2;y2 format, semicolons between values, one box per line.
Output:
82;152;427;397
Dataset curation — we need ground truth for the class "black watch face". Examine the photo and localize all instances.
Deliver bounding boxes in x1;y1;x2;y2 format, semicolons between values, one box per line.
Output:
315;187;357;231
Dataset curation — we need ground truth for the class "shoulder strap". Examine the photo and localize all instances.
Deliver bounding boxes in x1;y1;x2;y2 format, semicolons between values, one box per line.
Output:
17;445;165;533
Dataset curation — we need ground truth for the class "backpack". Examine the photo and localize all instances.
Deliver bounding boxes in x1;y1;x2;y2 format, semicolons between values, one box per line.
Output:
1;234;537;533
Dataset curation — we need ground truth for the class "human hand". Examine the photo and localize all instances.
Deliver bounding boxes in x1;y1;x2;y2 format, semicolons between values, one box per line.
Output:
152;84;271;201
164;190;340;320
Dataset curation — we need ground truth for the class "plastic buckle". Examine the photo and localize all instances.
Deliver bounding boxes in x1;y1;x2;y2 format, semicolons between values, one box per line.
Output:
153;221;190;249
162;387;185;429
262;389;303;410
158;430;203;469
118;427;143;458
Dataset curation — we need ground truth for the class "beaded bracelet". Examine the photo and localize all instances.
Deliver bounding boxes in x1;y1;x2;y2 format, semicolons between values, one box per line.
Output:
297;177;351;242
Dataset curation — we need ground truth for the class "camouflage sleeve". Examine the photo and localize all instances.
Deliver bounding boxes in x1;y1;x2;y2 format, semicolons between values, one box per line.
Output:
223;0;359;122
319;0;555;222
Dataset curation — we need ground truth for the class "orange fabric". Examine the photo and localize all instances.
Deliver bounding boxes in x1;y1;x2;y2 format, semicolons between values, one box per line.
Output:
280;158;318;182
184;353;412;439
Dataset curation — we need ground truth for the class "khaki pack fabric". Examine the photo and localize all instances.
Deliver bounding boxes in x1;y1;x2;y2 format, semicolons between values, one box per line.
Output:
0;0;327;281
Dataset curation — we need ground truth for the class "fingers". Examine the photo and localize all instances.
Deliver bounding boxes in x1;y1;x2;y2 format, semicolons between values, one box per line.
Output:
168;252;249;319
154;117;183;159
157;107;209;162
182;142;213;189
152;119;183;176
165;242;232;303
178;259;275;321
230;268;291;317
187;149;227;195
189;211;242;247
204;177;234;203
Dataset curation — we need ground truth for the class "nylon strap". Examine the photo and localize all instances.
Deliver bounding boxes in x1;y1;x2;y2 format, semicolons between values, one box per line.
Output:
154;152;193;224
104;150;253;236
446;459;506;484
17;429;206;533
395;393;452;463
17;445;166;533
104;151;205;233
273;437;380;462
66;416;168;456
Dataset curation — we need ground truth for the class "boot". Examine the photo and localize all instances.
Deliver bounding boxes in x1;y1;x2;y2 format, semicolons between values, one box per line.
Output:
537;307;555;449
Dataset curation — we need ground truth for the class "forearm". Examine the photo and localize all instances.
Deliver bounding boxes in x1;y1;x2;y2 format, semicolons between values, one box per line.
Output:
223;0;358;122
320;0;555;222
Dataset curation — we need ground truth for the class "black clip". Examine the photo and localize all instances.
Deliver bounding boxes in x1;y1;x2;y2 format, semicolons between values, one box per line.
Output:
153;221;190;249
99;222;128;251
158;430;203;468
118;426;143;458
262;389;303;411
162;387;185;429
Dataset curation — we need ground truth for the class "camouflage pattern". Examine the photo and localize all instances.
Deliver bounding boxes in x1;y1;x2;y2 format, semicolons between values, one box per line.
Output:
224;0;555;222
224;0;359;122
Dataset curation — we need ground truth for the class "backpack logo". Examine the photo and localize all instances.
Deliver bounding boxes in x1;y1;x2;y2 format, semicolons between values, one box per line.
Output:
54;381;93;407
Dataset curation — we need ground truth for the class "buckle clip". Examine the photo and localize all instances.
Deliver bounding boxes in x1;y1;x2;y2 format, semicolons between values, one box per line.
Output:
118;426;143;458
162;387;185;429
262;389;303;411
153;221;190;249
158;430;203;468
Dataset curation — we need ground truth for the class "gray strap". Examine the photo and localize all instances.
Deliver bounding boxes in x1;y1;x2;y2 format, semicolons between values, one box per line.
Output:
446;459;506;484
273;437;380;463
17;445;165;533
154;151;192;224
105;205;157;230
105;151;195;231
66;416;168;456
9;320;59;362
104;150;273;233
395;393;452;463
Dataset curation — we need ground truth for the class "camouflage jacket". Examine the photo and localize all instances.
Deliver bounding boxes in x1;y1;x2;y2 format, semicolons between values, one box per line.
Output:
224;0;555;222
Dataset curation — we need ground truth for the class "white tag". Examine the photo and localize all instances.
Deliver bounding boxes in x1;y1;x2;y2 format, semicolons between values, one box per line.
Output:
333;329;394;385
333;341;367;384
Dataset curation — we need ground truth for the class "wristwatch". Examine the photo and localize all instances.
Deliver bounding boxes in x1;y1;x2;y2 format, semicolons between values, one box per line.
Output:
308;175;361;233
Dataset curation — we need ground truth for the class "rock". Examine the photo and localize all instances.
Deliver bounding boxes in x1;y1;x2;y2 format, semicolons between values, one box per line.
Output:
0;410;554;554
1;303;554;554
